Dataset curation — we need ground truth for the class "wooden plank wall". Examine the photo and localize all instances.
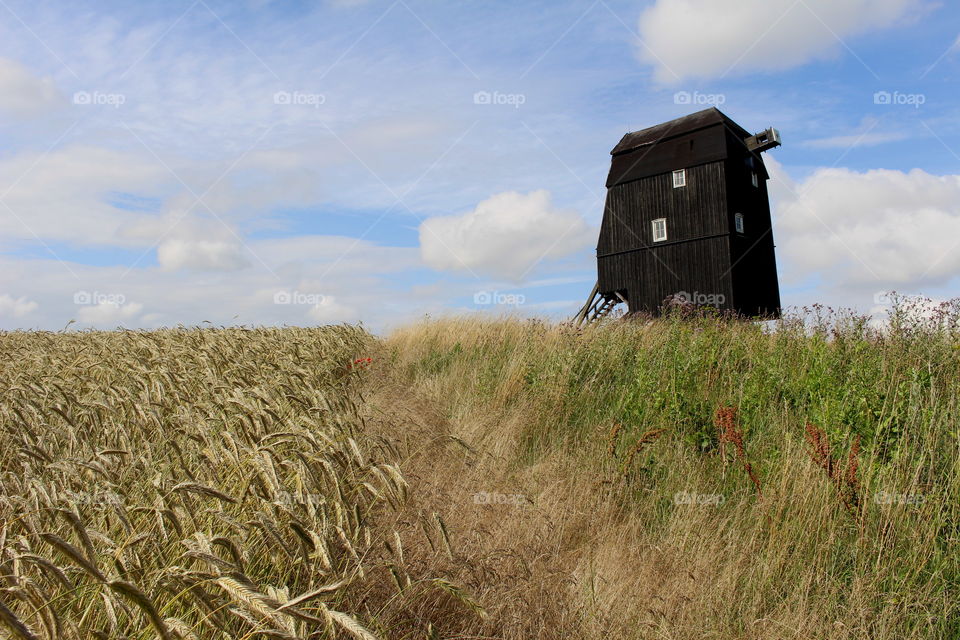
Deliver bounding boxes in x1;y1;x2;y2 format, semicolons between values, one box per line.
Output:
598;161;729;256
598;236;734;313
726;154;782;317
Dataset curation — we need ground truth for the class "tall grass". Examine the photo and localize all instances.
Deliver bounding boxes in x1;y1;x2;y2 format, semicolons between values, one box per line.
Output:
381;305;960;638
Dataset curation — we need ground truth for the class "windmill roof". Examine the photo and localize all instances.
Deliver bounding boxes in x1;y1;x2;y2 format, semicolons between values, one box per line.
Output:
611;108;752;156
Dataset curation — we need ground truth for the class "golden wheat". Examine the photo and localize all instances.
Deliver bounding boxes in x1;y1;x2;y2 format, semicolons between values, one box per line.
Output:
0;326;472;639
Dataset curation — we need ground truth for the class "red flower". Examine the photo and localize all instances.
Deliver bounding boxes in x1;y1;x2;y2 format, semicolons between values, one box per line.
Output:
348;357;373;370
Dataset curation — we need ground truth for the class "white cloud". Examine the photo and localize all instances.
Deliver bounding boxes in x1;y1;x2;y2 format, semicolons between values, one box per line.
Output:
419;190;592;281
0;146;167;246
637;0;923;82
771;160;960;289
0;294;38;318
867;293;949;328
0;231;425;332
0;58;64;117
253;235;421;277
307;296;357;323
76;302;144;325
157;239;251;271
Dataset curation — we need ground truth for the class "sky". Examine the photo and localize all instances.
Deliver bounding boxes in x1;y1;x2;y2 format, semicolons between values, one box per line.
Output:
0;0;958;332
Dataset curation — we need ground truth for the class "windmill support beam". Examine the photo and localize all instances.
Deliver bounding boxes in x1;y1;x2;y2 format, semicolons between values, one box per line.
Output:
573;282;624;326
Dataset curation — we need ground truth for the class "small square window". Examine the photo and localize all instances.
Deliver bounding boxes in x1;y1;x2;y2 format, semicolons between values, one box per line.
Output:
735;212;744;234
751;171;759;188
652;218;667;242
672;169;686;188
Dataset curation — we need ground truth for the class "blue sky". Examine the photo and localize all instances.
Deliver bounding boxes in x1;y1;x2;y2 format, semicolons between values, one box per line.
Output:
0;0;958;331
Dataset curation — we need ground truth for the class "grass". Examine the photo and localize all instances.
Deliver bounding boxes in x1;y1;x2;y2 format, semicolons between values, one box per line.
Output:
1;302;958;638
378;305;960;638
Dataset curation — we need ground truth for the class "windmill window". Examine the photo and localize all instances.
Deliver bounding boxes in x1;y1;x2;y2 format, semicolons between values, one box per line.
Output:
652;218;668;242
751;171;759;188
672;169;686;188
735;212;744;234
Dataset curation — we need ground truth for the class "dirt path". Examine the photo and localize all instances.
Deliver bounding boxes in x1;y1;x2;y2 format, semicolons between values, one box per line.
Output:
359;372;605;639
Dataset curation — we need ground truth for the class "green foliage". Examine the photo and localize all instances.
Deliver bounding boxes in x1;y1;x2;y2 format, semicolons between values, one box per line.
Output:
406;311;960;471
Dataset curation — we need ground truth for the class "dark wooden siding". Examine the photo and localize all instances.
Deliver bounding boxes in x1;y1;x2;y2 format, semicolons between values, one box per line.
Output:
598;160;734;312
722;128;770;179
724;153;781;317
598;161;728;256
598;236;734;313
728;233;780;316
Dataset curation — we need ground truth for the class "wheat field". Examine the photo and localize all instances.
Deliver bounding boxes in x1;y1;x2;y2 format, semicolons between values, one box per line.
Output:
0;326;481;639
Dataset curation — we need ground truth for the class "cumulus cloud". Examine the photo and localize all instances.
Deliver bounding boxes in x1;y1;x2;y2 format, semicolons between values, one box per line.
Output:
0;294;38;318
637;0;923;82
419;190;591;281
157;239;251;271
307;296;357;323
0;58;64;117
771;160;960;291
